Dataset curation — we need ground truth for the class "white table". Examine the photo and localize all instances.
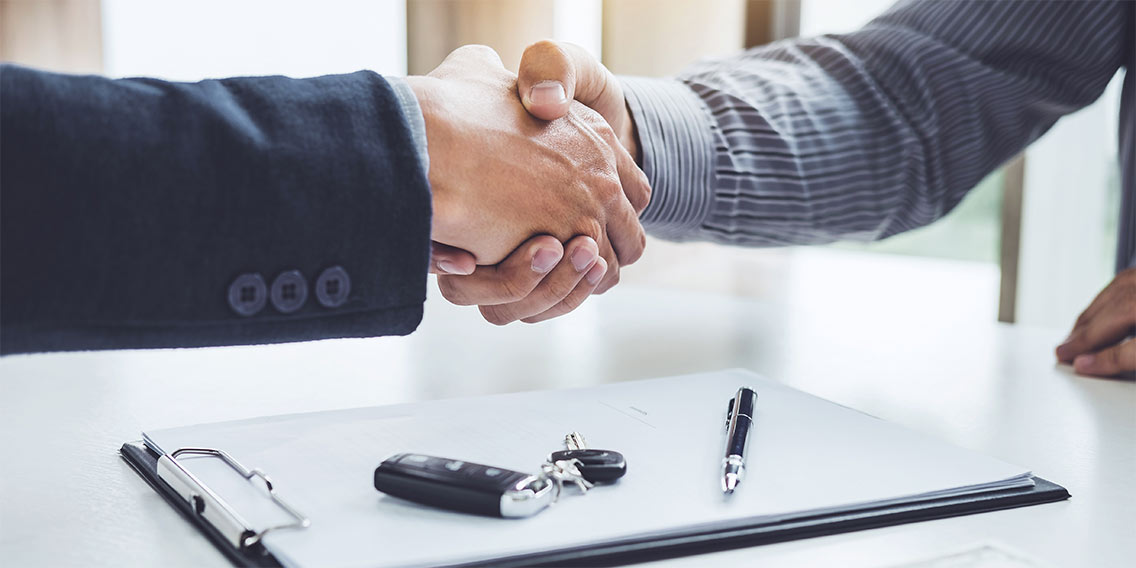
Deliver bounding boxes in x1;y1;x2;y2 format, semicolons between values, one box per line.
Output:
2;276;1133;567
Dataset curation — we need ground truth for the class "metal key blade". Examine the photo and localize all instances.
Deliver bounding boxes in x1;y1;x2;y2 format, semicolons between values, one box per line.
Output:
565;432;587;451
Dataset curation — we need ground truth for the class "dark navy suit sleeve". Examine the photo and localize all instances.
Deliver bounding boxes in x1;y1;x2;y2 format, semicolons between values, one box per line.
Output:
0;65;432;354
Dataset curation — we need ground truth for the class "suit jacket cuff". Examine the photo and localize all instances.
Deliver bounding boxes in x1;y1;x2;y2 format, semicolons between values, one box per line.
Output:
386;76;429;174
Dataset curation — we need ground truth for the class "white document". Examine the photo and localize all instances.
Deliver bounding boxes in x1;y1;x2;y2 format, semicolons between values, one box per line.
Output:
142;369;1032;568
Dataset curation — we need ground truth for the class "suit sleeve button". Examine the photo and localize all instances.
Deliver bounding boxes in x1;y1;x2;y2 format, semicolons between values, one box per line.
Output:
315;266;351;308
270;270;308;314
227;273;267;317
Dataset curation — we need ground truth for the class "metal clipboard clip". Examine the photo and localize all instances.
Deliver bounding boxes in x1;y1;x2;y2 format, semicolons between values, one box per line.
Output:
156;447;310;550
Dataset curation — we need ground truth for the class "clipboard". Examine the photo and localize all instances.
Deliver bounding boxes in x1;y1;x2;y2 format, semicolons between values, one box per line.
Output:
121;442;298;568
119;370;1071;567
120;440;1068;567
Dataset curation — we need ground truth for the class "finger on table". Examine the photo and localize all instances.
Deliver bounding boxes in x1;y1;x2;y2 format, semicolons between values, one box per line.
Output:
1056;305;1136;363
1073;337;1136;378
1071;268;1135;330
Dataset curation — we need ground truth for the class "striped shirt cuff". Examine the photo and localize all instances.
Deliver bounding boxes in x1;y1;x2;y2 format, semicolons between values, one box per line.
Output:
386;76;429;174
621;76;716;241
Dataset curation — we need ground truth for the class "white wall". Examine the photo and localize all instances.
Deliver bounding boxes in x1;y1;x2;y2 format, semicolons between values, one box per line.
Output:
553;0;602;60
1017;75;1123;328
799;0;895;36
101;0;406;80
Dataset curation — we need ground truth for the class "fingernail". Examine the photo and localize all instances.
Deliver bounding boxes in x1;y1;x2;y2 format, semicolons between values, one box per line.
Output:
1055;333;1078;360
585;260;606;285
571;247;597;272
437;260;468;275
530;81;566;105
1055;341;1072;361
1073;354;1096;372
531;247;561;273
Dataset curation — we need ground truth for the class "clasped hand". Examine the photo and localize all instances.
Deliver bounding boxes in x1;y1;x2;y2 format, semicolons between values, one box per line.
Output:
408;45;647;324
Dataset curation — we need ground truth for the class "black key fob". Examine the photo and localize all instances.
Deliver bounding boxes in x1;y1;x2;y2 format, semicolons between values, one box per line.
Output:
374;453;555;518
548;449;627;483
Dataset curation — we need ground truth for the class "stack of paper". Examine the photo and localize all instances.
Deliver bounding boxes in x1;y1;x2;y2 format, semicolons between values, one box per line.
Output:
140;369;1037;567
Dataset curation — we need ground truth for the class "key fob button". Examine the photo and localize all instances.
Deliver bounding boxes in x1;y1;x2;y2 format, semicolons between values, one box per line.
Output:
461;465;529;491
459;464;487;478
375;454;548;518
420;456;460;472
460;464;490;479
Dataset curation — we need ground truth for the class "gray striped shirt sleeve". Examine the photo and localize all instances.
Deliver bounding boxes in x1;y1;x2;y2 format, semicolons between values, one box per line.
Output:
623;0;1128;247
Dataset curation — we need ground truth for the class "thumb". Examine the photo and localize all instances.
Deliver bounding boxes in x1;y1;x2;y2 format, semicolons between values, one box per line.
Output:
519;41;632;152
517;40;576;121
519;41;624;124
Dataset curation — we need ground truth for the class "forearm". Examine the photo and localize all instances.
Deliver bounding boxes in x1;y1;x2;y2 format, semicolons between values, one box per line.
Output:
0;65;432;353
625;0;1126;246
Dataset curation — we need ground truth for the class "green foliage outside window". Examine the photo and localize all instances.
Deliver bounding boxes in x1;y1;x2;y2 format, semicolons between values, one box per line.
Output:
835;170;1005;263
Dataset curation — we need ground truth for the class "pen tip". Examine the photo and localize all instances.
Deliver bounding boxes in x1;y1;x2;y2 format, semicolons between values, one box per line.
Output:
722;473;739;494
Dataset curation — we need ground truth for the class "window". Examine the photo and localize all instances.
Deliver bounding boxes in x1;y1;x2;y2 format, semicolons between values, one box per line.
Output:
801;0;1004;265
800;0;1121;327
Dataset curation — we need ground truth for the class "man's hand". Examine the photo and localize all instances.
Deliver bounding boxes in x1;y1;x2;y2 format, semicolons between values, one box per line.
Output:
1056;268;1136;377
436;234;608;324
517;40;640;172
430;42;647;324
409;45;645;290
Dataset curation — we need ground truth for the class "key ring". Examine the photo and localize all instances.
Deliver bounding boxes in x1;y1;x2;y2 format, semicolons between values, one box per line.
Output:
537;462;569;505
538;457;593;506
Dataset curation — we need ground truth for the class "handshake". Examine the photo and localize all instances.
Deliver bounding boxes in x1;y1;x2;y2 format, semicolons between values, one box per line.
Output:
405;42;646;325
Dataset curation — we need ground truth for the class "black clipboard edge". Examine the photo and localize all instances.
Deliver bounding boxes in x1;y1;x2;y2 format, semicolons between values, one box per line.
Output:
120;441;283;568
473;477;1069;567
122;440;1069;568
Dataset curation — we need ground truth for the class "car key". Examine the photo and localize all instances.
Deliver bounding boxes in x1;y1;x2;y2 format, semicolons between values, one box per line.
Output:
541;457;593;493
374;453;556;518
548;432;627;483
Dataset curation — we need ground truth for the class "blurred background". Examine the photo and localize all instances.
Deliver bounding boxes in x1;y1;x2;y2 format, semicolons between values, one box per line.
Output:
0;0;1121;331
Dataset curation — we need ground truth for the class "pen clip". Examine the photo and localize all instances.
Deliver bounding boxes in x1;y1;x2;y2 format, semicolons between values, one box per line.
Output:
725;396;736;429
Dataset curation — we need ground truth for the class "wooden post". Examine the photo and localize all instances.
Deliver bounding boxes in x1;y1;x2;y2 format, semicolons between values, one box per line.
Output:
745;0;799;47
601;0;745;76
998;153;1026;323
406;0;555;75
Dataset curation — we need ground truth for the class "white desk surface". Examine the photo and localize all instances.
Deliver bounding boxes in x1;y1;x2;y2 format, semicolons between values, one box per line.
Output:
2;278;1133;567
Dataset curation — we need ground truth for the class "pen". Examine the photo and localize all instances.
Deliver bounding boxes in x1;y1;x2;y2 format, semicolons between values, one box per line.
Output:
722;386;758;494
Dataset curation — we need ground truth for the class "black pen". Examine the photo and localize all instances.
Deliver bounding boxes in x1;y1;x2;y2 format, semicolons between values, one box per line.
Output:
722;386;759;494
